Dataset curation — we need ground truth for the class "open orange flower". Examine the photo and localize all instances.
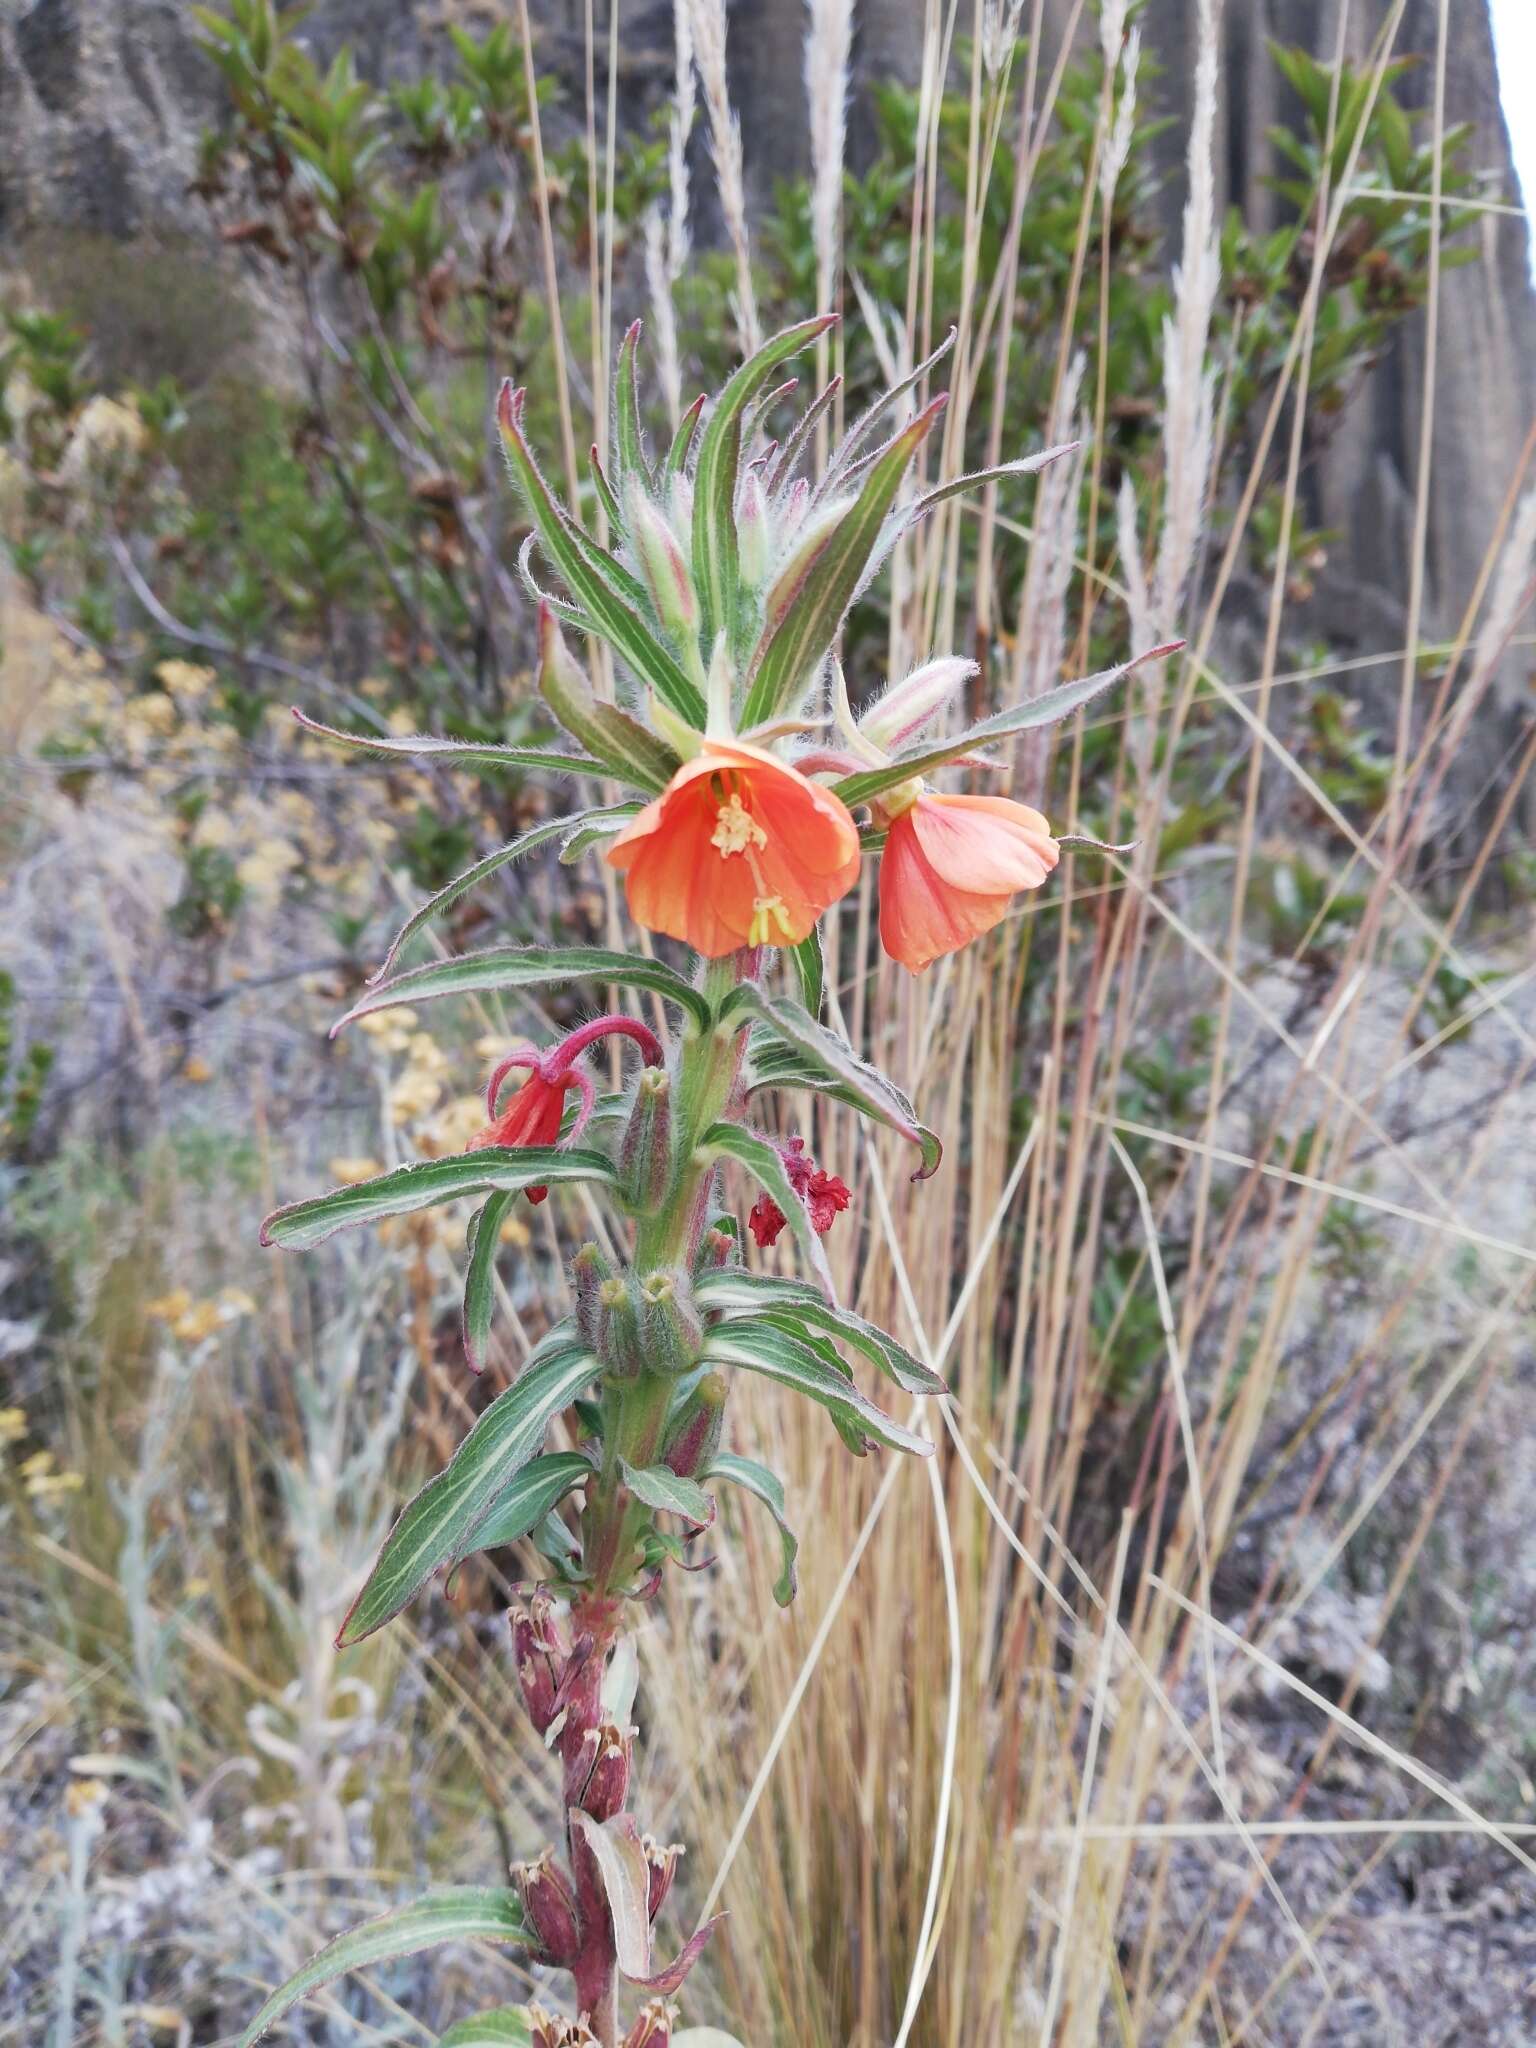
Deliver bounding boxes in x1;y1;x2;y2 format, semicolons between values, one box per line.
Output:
606;738;860;956
878;790;1059;974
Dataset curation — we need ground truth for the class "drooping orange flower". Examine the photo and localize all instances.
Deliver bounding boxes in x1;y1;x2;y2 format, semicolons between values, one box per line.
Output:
606;738;861;956
878;790;1059;974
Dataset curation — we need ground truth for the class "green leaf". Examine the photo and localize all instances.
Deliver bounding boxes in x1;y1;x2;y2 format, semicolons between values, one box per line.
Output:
462;1192;516;1373
331;945;712;1037
665;391;705;478
454;1451;591;1562
338;1333;600;1644
261;1149;617;1253
370;806;635;984
562;805;642;862
614;319;648;486
694;1270;944;1395
691;314;837;645
702;1321;930;1457
438;2010;535;2048
790;930;823;1017
705;1451;799;1605
904;441;1077;523
621;1459;715;1527
831;643;1182;808
817;326;955;492
292;709;599;778
498;383;706;726
698;1120;835;1298
235;1890;530;2048
725;983;941;1179
742;394;947;726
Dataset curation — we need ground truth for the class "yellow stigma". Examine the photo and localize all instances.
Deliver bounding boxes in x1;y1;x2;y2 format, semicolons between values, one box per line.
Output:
711;791;768;857
749;896;795;945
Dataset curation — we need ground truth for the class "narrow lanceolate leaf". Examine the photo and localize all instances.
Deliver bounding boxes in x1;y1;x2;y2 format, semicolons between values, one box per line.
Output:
293;709;600;779
337;1334;599;1644
614;319;649;487
629;1914;727;1995
705;1451;799;1605
498;383;706;726
462;1192;516;1373
742;394;947;727
702;1322;931;1458
451;1451;591;1565
698;1121;835;1299
438;2010;535;2048
369;806;634;984
904;441;1078;523
537;604;680;792
695;1270;945;1396
725;983;942;1180
621;1459;715;1528
790;930;824;1018
691;313;837;644
832;642;1185;808
235;1890;530;2048
261;1149;616;1253
569;1811;651;1979
818;326;957;495
331;945;712;1038
665;391;706;478
561;806;641;863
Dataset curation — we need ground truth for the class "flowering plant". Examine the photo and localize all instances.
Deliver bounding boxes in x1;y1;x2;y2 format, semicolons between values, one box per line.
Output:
245;316;1174;2048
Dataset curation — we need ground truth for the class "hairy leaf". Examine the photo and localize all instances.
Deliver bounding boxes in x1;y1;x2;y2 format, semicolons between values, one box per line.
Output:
697;1121;835;1298
438;2010;535;2048
293;708;599;778
832;643;1183;808
453;1451;591;1563
463;1192;515;1373
338;1334;599;1644
621;1459;715;1528
742;395;947;726
695;1270;944;1395
235;1890;529;2048
702;1322;930;1457
725;983;941;1179
332;945;712;1037
705;1451;799;1605
691;314;837;645
261;1149;616;1253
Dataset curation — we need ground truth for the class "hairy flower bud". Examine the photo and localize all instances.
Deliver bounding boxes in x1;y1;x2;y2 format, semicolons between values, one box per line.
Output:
513;1848;582;1966
737;467;769;589
579;1720;633;1822
695;1224;739;1273
620;1067;673;1213
623;1999;678;2048
638;1268;703;1376
643;1834;684;1921
572;1241;613;1354
599;1274;644;1380
629;481;698;641
662;1370;728;1479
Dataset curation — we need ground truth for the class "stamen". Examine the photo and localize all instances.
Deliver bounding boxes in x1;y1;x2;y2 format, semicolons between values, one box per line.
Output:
749;896;794;945
710;791;768;857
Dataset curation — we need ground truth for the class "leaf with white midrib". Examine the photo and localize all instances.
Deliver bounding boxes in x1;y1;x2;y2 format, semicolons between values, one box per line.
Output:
706;1450;799;1606
702;1322;930;1457
262;1148;616;1253
621;1458;715;1526
338;1335;599;1644
236;1889;530;2048
332;945;712;1036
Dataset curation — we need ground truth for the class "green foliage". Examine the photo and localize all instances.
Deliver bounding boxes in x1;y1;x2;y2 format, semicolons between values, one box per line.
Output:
0;970;55;1159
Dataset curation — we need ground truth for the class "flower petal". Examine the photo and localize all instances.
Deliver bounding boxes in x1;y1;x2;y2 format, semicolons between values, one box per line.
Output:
908;793;1058;894
878;812;1011;973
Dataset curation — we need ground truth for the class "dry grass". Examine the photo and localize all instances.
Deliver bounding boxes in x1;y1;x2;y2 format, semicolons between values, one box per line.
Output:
4;2;1536;2044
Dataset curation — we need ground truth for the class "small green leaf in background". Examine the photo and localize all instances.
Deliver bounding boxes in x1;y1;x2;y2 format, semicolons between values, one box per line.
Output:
706;1452;799;1605
621;1459;715;1527
438;2010;535;2048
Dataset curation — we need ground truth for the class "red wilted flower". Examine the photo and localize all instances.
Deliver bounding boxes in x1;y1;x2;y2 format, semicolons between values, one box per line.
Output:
747;1136;851;1247
877;789;1059;974
606;738;860;956
467;1015;661;1202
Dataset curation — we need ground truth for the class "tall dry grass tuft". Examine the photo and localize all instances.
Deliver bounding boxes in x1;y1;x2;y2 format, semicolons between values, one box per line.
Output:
645;0;697;427
687;0;760;352
804;0;854;317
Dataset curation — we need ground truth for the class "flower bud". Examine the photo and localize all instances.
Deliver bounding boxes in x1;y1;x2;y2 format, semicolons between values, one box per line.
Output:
638;1268;703;1376
513;1848;582;1966
737;467;769;589
643;1834;684;1921
629;481;698;641
860;654;979;752
695;1224;738;1273
572;1241;613;1353
561;1716;604;1810
623;1999;678;2048
760;494;855;640
620;1067;673;1214
662;1370;728;1479
599;1274;644;1380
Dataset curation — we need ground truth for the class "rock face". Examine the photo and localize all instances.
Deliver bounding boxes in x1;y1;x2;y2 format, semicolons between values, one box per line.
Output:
3;0;1532;742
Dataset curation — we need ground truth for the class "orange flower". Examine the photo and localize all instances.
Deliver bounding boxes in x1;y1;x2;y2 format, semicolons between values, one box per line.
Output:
606;739;860;956
878;791;1059;974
